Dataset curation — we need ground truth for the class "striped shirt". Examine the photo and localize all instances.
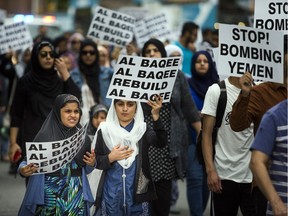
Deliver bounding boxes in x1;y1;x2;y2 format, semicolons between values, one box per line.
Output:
251;99;288;215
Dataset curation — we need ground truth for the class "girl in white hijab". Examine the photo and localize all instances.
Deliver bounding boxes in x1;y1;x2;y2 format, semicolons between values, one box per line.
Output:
92;96;167;216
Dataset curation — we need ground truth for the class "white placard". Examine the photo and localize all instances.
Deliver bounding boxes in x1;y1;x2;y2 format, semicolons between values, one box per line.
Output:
87;6;135;47
26;123;88;174
218;23;284;83
0;21;33;54
254;0;288;31
134;13;171;48
118;6;149;21
106;55;181;103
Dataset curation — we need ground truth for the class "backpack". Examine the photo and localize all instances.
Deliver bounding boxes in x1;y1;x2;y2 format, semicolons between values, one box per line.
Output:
196;80;227;164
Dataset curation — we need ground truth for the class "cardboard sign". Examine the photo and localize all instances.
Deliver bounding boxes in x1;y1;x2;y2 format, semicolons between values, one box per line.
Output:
218;23;284;83
87;6;135;47
106;55;181;103
0;21;33;54
26;123;88;174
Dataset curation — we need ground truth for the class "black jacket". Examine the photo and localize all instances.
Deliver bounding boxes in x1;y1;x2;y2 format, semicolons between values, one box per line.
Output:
95;119;167;207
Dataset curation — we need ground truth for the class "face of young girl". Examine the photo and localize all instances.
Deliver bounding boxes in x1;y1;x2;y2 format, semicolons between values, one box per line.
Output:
195;54;209;76
114;100;137;127
60;102;80;128
38;46;55;70
92;111;107;129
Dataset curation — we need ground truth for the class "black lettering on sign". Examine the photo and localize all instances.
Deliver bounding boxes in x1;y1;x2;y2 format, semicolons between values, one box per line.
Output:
108;89;126;97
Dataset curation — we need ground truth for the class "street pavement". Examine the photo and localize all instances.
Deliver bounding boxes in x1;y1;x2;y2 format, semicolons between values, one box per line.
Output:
0;161;26;216
0;161;229;216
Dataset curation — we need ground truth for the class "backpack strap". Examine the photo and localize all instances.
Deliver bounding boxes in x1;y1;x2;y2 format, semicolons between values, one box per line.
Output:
215;80;227;128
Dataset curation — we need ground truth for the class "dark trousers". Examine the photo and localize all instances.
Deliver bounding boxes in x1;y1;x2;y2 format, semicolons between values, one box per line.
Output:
213;180;256;216
151;179;172;216
252;186;267;216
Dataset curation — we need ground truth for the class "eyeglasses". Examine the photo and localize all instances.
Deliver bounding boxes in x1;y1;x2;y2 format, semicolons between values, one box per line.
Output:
39;51;55;58
81;50;96;56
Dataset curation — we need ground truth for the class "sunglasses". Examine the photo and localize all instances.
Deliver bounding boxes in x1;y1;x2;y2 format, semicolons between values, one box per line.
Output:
39;51;55;58
81;50;96;56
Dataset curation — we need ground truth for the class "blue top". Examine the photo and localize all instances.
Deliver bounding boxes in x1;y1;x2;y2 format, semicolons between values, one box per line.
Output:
70;66;113;108
101;120;144;215
174;41;193;77
99;66;113;107
188;85;203;145
250;99;288;215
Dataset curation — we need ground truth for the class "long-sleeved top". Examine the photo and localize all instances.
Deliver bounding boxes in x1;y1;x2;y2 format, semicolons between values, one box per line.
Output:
10;76;81;156
230;82;287;135
142;71;200;181
94;119;167;209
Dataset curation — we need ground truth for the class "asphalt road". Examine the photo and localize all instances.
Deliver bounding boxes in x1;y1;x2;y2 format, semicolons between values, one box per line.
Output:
0;161;222;216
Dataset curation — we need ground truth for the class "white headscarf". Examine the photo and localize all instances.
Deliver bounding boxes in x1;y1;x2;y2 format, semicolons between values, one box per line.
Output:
165;44;184;70
93;99;146;169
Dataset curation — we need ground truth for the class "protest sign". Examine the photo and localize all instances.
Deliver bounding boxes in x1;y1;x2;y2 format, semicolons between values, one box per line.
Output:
106;55;180;103
118;6;149;21
0;21;33;55
87;6;135;47
134;13;171;48
254;0;287;31
26;123;88;174
218;23;284;83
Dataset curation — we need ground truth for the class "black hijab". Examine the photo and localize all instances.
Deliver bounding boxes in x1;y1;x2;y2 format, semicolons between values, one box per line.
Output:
33;94;87;166
141;38;168;116
26;40;63;97
188;50;219;99
87;103;108;137
141;38;167;57
34;94;81;141
78;39;101;103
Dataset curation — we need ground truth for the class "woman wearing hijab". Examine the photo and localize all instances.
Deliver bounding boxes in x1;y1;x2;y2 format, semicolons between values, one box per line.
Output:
18;94;95;216
93;96;167;215
141;38;201;216
67;32;85;68
164;44;184;213
86;103;108;142
9;41;81;176
165;44;183;70
186;50;219;215
188;50;219;108
70;38;101;125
